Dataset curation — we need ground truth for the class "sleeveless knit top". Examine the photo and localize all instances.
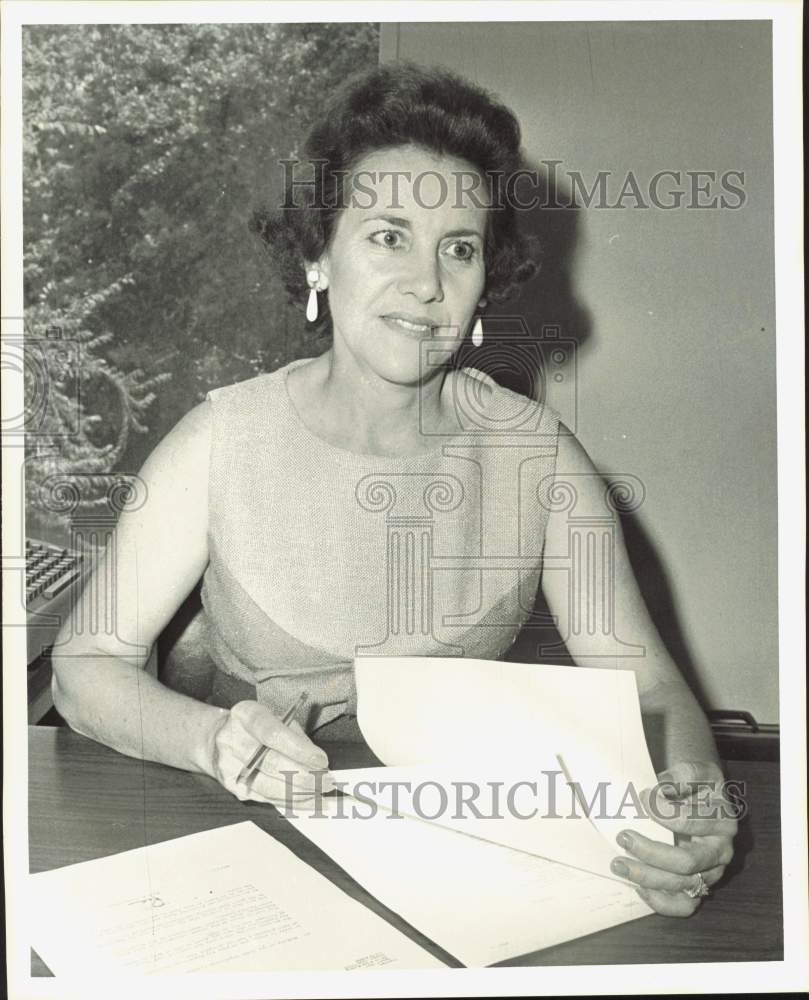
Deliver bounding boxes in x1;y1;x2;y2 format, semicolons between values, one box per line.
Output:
200;359;561;734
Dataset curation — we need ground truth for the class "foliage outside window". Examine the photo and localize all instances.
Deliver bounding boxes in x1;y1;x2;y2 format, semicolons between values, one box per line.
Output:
23;22;380;532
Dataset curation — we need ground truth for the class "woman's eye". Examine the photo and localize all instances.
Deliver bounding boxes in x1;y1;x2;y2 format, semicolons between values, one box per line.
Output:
369;230;405;249
445;240;478;261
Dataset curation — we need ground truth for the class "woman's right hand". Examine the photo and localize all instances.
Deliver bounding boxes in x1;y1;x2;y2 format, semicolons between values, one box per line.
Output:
209;700;333;808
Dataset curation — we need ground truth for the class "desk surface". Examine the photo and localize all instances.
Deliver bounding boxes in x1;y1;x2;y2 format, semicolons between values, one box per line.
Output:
28;726;783;974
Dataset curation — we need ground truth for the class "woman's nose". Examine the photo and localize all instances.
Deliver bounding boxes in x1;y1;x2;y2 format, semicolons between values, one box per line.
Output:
396;251;444;303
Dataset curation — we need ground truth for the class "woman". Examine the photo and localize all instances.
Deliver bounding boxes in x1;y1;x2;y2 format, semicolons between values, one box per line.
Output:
52;63;736;917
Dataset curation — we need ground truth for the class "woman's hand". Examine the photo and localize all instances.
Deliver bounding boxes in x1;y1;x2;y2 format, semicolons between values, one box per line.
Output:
209;700;333;809
611;760;739;916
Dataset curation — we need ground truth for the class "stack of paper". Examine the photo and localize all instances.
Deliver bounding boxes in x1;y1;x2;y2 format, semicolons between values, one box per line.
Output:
284;657;670;967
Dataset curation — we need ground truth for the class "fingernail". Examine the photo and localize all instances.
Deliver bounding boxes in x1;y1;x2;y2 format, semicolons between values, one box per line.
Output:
616;831;633;849
611;859;629;877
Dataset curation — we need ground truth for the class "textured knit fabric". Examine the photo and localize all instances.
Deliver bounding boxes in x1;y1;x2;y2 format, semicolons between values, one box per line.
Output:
200;358;561;734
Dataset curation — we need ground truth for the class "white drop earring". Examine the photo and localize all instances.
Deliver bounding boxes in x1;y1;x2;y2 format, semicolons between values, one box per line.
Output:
471;316;484;347
305;269;319;323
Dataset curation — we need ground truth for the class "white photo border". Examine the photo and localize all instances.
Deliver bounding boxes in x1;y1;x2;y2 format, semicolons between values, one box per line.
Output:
2;2;805;998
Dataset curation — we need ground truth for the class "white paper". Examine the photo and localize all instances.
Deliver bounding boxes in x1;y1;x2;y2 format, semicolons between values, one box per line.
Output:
330;762;622;880
287;795;652;968
28;821;445;974
283;656;670;965
354;656;671;846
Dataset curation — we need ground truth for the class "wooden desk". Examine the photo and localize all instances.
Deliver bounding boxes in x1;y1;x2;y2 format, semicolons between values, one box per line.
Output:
28;726;783;974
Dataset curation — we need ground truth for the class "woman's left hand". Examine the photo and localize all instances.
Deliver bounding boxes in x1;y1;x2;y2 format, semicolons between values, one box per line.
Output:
611;760;739;916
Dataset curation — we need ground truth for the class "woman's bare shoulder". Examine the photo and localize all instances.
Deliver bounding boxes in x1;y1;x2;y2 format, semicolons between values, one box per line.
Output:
554;420;595;470
138;399;212;490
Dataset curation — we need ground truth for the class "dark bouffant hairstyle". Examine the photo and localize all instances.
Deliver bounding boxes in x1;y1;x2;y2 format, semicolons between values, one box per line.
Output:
251;62;539;329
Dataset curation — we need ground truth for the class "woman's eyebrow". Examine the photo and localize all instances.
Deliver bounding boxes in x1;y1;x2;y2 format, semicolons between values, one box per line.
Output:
442;228;484;240
362;215;412;229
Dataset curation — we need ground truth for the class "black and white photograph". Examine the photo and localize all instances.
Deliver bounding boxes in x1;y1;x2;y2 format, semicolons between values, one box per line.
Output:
2;2;806;997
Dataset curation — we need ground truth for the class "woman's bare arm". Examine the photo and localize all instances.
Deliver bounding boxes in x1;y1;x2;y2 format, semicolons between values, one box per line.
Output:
541;425;734;915
50;400;228;776
540;424;720;771
51;399;330;802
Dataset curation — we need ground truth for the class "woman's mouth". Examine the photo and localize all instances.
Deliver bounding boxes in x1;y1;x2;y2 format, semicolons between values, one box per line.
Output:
381;314;437;336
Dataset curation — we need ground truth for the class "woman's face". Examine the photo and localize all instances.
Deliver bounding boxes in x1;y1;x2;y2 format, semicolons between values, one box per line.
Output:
315;144;489;386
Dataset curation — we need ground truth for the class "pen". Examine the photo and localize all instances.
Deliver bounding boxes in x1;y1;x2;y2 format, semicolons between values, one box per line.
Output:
237;690;310;784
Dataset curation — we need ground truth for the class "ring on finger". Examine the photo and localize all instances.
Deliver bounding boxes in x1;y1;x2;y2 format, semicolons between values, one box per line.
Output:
682;871;710;898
